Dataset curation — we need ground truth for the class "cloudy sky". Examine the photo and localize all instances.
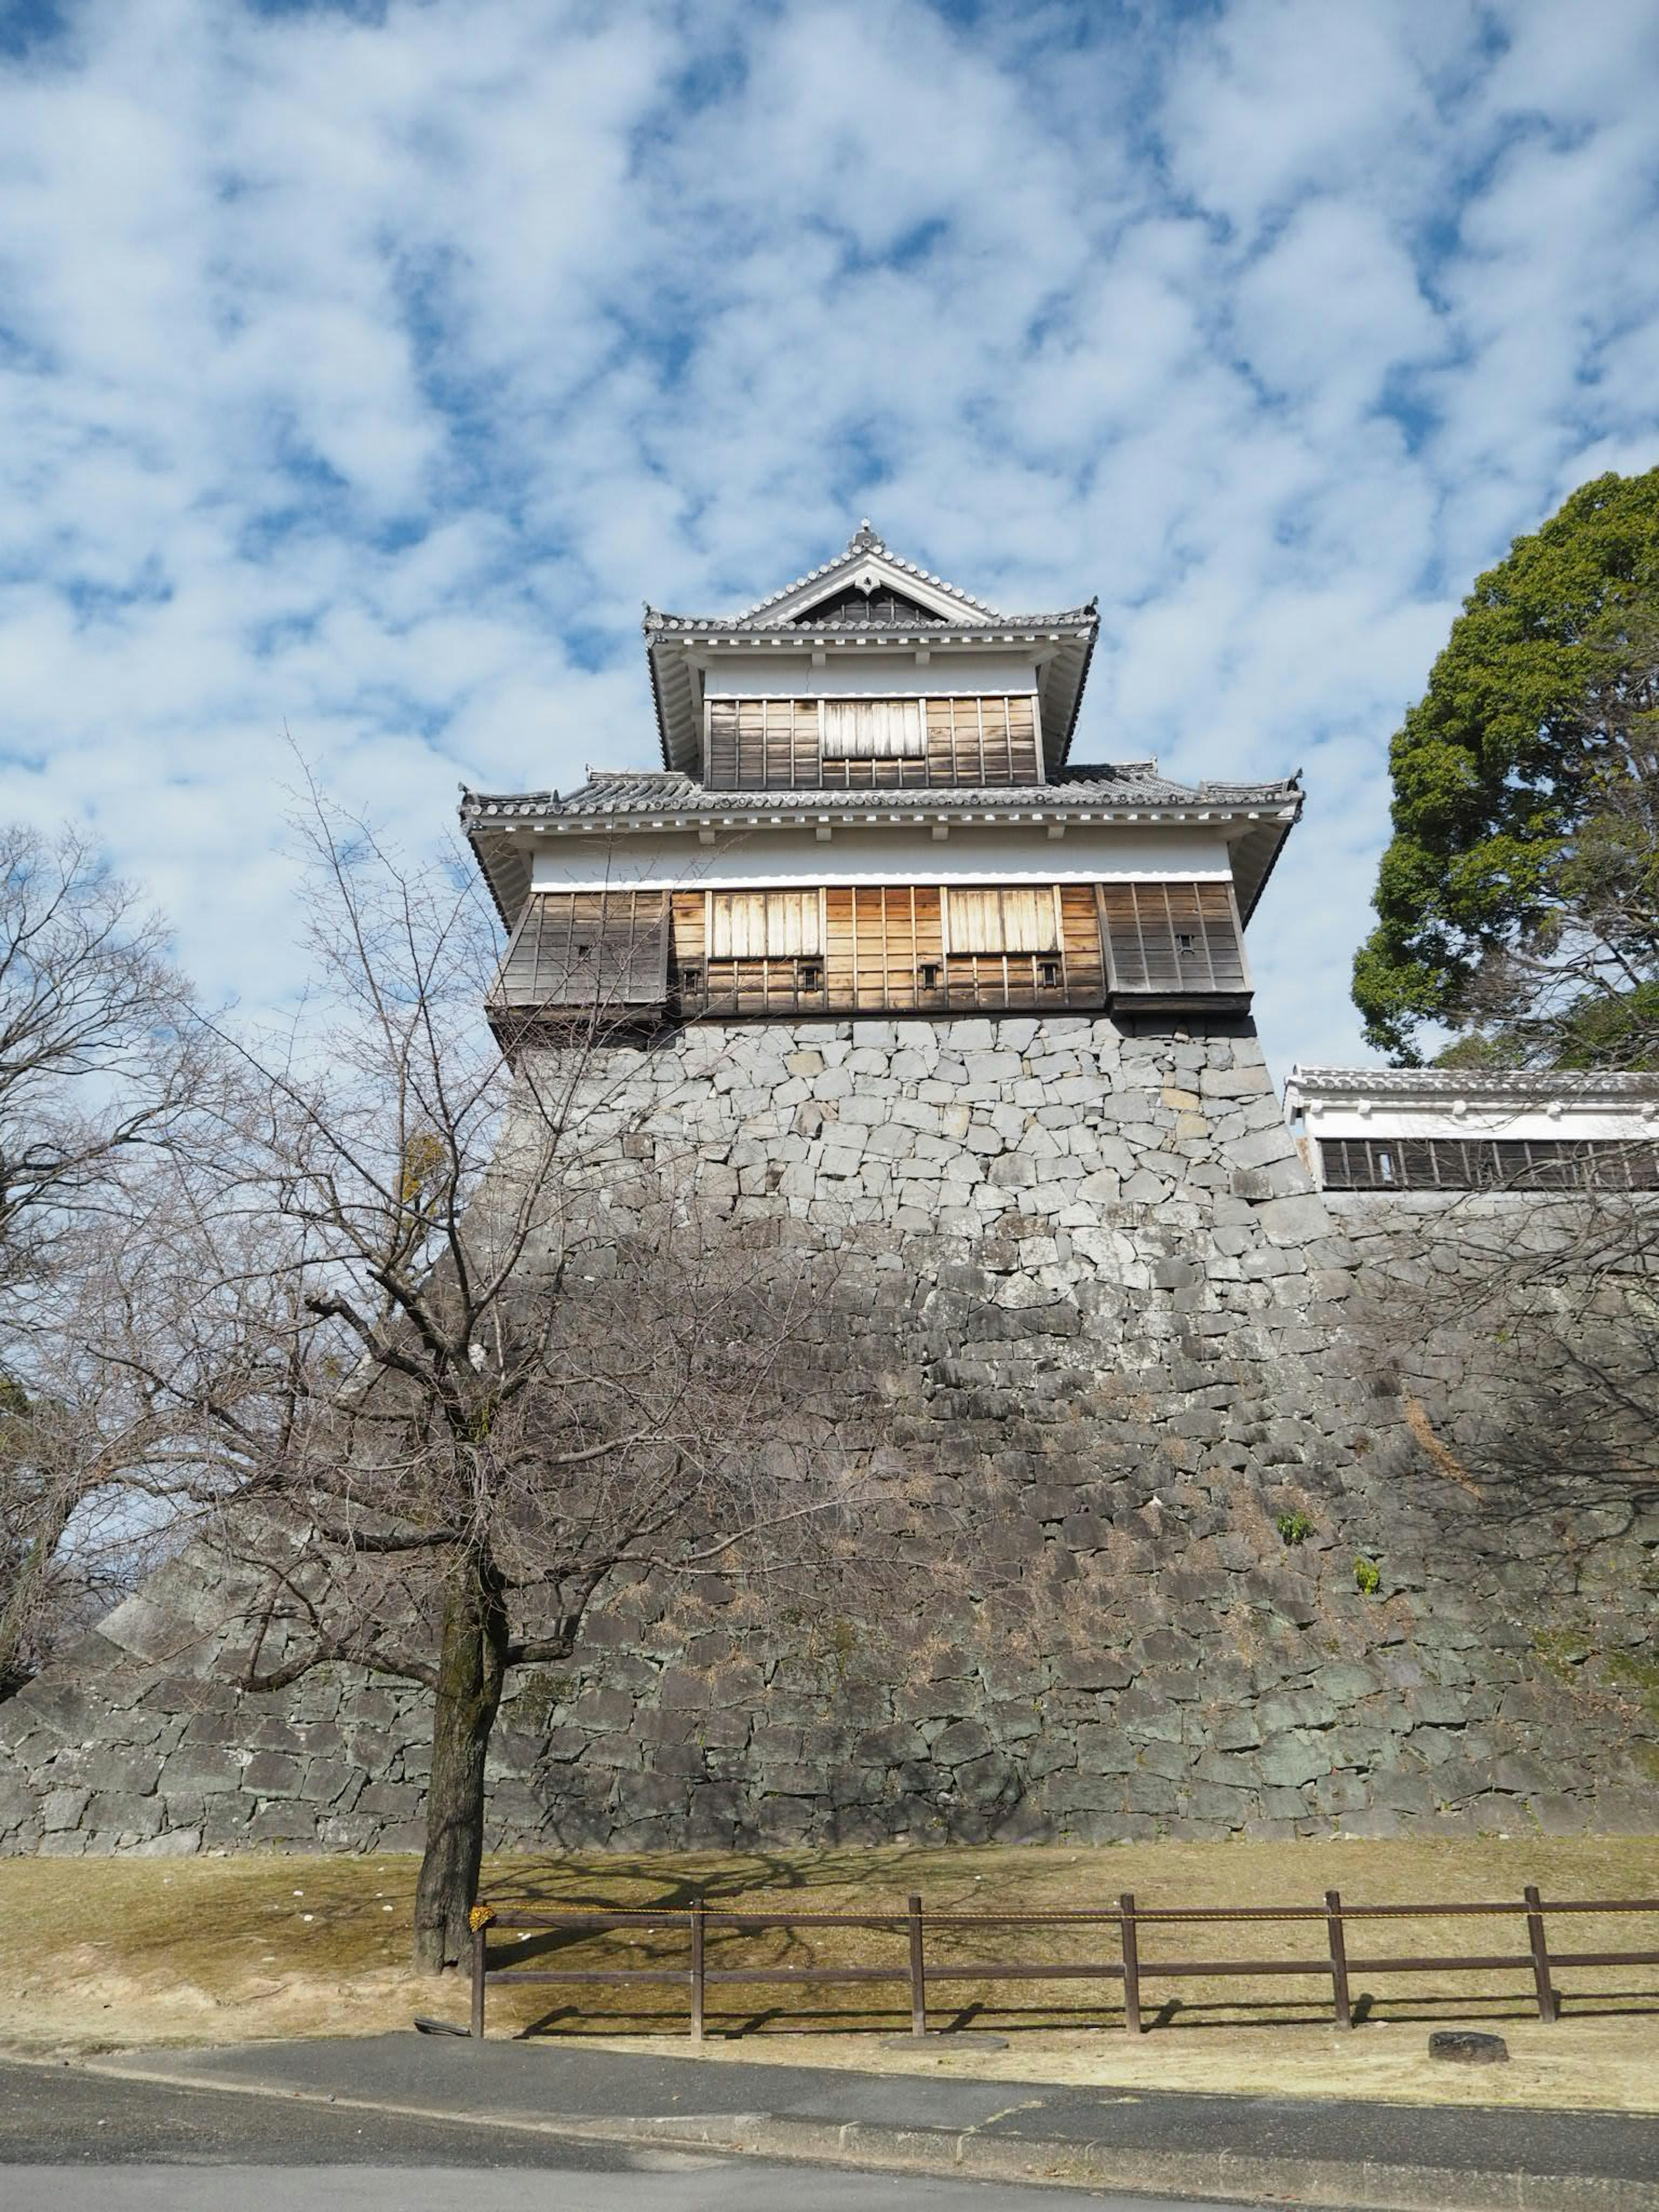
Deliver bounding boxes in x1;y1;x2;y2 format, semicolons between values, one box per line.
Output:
3;0;1657;1074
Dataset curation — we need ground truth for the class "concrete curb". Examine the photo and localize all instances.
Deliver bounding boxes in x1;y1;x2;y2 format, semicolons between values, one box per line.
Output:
67;2055;1659;2211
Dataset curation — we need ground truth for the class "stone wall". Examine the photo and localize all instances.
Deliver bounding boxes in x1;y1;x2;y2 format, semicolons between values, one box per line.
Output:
3;1012;1656;1858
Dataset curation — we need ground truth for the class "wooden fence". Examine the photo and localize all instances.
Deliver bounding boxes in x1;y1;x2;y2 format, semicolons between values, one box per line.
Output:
466;1888;1659;2041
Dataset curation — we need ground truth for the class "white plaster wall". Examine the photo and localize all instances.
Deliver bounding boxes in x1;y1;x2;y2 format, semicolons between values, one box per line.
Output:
528;823;1237;896
1305;1103;1659;1143
702;650;1040;700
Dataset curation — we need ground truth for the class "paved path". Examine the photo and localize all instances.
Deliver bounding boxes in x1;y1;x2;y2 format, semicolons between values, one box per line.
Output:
0;2058;1192;2210
9;2033;1659;2209
92;2031;1659;2190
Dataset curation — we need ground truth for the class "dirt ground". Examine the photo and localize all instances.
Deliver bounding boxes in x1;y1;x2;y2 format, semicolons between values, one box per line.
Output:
2;1836;1655;2112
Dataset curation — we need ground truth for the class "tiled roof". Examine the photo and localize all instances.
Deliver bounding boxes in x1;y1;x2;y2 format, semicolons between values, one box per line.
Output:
727;519;998;625
642;524;1102;776
461;766;1302;823
645;603;1100;637
1287;1065;1659;1099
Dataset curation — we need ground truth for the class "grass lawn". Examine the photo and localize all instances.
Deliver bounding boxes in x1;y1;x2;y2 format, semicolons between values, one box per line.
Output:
1;1835;1656;2112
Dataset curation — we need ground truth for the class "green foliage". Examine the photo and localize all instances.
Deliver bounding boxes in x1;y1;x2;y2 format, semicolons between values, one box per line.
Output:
509;1669;573;1731
1275;1510;1314;1546
1604;1651;1659;1722
1354;468;1659;1062
1352;1554;1380;1595
1532;1628;1592;1681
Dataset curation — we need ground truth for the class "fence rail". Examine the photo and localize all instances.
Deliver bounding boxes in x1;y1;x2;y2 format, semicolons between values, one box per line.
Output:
466;1887;1659;2042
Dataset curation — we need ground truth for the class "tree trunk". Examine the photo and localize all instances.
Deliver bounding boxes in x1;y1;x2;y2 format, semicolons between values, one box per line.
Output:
0;1496;76;1702
413;1551;508;1974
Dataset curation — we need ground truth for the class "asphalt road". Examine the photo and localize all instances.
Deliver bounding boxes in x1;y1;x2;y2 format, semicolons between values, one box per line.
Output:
94;2028;1659;2187
0;2060;1190;2211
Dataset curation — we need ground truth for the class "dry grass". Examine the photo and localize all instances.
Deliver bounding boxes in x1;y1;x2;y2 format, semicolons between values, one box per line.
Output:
2;1836;1656;2113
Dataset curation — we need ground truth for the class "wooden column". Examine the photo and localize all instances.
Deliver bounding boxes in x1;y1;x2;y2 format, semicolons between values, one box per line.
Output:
1524;1886;1558;2021
1325;1889;1352;2028
1119;1893;1142;2034
690;1894;706;2042
470;1924;487;2040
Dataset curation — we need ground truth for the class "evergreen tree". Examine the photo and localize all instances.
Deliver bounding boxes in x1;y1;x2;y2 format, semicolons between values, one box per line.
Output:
1354;468;1659;1066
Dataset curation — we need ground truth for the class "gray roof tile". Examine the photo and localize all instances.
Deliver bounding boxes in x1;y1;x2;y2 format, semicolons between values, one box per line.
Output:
1287;1065;1659;1099
462;764;1301;822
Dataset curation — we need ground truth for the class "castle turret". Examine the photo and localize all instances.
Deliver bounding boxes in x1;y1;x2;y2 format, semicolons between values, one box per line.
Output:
462;525;1301;1033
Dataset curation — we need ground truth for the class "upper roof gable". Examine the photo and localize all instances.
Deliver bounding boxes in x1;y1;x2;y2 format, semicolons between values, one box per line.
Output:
735;522;1001;629
643;521;1100;778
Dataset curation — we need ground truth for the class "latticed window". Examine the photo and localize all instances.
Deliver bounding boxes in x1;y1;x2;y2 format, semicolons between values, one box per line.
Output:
1319;1135;1659;1192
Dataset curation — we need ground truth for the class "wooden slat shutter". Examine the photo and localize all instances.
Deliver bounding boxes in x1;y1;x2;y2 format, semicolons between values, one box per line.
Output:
821;699;925;758
495;891;670;1010
709;891;820;958
944;887;1062;954
1099;882;1248;998
945;887;1003;953
1197;882;1247;988
998;887;1061;953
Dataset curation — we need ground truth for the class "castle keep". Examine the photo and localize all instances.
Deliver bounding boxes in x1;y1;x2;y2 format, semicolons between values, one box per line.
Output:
467;519;1298;1042
2;529;1656;1859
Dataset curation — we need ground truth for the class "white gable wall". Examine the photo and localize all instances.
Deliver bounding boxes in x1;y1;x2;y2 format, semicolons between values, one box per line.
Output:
702;650;1041;701
528;823;1235;896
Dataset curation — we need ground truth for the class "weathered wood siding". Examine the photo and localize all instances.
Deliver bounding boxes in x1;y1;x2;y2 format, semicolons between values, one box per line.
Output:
705;695;1040;789
677;882;1117;1017
503;881;1249;1023
1099;880;1249;999
492;890;670;1016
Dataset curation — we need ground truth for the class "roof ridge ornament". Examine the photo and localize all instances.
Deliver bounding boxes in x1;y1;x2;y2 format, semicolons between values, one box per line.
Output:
847;518;884;554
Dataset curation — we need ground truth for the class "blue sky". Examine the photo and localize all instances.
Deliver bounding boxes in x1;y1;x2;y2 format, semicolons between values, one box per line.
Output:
2;0;1658;1072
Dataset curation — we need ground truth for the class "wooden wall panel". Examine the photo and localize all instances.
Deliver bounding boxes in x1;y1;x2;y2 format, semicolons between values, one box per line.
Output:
669;879;1242;1018
706;695;1042;789
495;890;669;1011
1100;881;1248;998
671;892;706;970
1059;884;1106;999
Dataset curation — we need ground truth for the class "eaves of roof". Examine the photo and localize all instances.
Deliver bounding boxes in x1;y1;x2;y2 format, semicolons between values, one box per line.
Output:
461;772;1302;933
643;604;1101;636
463;769;1301;820
1287;1065;1659;1103
643;606;1102;779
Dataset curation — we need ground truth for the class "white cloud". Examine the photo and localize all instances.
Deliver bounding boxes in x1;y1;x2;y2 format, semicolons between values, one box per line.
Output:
0;0;1656;1069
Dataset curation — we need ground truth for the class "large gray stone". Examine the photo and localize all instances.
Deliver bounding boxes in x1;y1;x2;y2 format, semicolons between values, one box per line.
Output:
0;1009;1653;1857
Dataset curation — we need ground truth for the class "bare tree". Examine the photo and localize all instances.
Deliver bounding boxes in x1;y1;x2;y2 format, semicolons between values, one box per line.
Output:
88;783;864;1970
0;824;211;1695
1347;1179;1659;1656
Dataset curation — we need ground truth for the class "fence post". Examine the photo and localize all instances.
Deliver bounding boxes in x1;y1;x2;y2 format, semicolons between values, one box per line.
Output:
907;1894;927;2039
1325;1889;1352;2029
470;1923;487;2041
690;1894;706;2043
1119;1892;1142;2035
1523;1885;1558;2022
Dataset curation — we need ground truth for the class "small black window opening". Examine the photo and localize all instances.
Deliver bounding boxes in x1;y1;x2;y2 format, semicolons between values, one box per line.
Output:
680;965;701;991
799;960;823;991
1175;931;1196;956
1039;957;1062;987
919;962;940;989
